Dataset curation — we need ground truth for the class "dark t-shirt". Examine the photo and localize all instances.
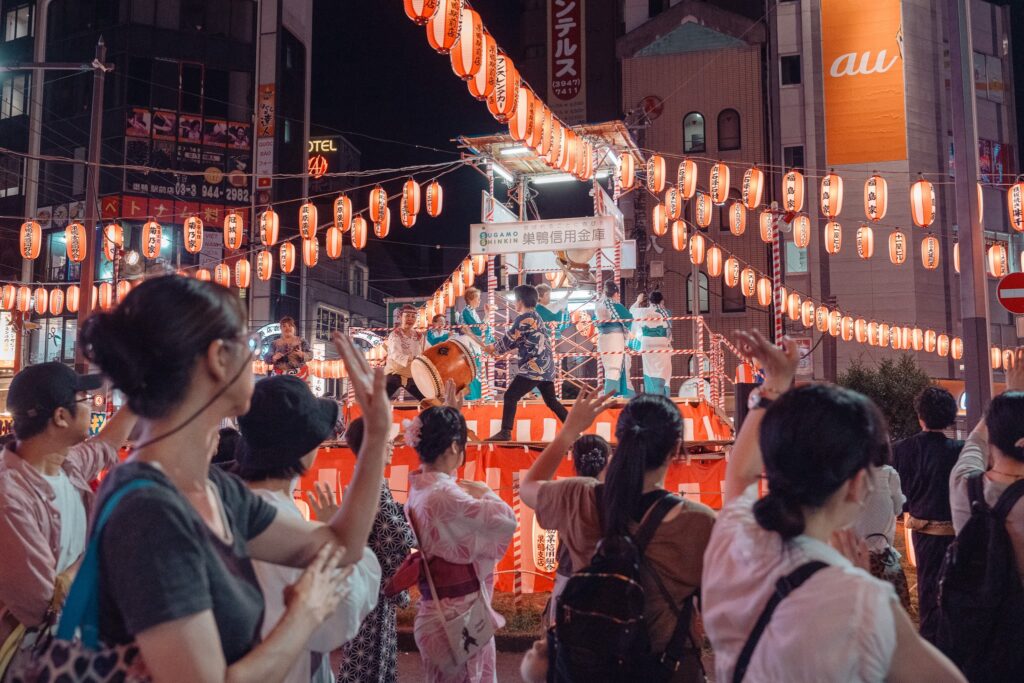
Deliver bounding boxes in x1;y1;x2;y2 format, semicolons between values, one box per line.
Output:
892;431;964;521
95;462;277;664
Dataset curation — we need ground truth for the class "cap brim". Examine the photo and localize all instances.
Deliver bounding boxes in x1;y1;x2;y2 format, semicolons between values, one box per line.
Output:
75;373;104;392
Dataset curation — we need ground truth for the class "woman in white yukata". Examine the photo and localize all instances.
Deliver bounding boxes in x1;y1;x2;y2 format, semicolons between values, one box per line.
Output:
629;291;673;397
403;406;516;683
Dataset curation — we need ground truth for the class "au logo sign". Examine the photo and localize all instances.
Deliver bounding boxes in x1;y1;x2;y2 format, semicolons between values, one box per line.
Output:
308;154;329;179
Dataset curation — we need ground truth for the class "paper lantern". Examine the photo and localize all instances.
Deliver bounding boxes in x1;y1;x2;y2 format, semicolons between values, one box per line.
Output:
988;242;1008;277
921;235;940;270
910;178;936;228
792;214;810;249
334;195;353;232
724;257;741;288
511;88;537;146
864;174;888;222
878;323;891;348
135;219;161;260
954;242;960;273
815;306;829;332
223;211;243;251
889;230;907;265
530;104;548;151
742;167;765;210
19;220;41;259
695;191;712;228
777;285;787;311
97;282;114;310
855;319;868;344
489;54;521;124
256;250;273;281
828;311;842;338
65;285;79;314
689;234;706;265
302;237;319;268
620;154;636;190
445;279;456;307
369;185;388;224
741;267;757;297
1008;180;1024;232
65;222;88;263
102;223;124;261
677;158;697;200
214;263;231;288
472;254;486;275
951;337;963;360
925;329;937;353
1005;349;1016;370
908;328;923;352
259;208;279;246
652;204;668;237
426;180;443;217
867;321;879;345
854;225;874;260
937;334;950;357
298;202;318;240
404;0;438;24
453;275;466;298
325;226;344;259
450;7;482;79
729;202;746;236
116;281;131;304
468;31;497;100
461;260;475;287
786;293;802;321
280;242;296;274
783;169;804;213
820;172;843;218
181;215;203;254
352;216;368;249
374;207;391;238
665;186;682;221
0;284;13;310
801;300;816;328
706;246;723;277
14;286;30;313
646;155;666;193
671;220;687;251
426;0;462;54
32;287;47;316
976;182;984;226
753;278;771;307
710;161;730;206
759;211;774;244
824;221;842;255
235;260;251;288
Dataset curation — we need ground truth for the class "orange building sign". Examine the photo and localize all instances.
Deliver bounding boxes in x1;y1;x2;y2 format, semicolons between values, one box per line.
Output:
820;0;907;165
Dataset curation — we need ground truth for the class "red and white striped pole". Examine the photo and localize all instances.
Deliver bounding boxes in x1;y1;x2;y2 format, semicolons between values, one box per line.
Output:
485;168;497;402
512;470;523;609
772;220;784;343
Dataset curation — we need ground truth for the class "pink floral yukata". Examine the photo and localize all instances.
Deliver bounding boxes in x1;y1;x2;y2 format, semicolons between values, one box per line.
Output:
405;469;516;683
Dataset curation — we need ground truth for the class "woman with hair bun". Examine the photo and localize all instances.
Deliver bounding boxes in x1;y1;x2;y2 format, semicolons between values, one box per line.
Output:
403;406;516;682
703;330;963;682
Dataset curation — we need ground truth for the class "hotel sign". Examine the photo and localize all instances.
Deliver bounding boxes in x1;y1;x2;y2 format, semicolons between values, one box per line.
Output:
547;0;586;124
470;216;615;255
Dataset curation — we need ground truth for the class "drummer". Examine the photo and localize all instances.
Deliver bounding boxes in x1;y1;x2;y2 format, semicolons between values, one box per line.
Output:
426;314;450;346
459;287;492;401
595;281;635;398
264;316;310;376
629;291;672;397
384;304;425;401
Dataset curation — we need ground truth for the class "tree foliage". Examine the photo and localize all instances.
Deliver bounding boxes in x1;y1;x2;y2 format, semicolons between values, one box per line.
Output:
838;354;934;441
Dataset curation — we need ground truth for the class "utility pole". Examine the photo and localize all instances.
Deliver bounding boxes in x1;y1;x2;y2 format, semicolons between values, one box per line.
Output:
946;0;992;427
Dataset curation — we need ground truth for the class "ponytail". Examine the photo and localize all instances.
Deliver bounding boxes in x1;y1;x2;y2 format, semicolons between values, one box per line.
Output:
753;491;806;539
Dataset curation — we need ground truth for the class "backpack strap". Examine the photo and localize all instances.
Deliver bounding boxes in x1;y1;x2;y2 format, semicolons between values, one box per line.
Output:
992;479;1024;522
731;561;829;683
632;492;678;555
966;472;987;512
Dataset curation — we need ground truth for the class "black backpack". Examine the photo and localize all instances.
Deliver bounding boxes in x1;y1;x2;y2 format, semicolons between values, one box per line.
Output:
550;490;695;682
935;474;1024;682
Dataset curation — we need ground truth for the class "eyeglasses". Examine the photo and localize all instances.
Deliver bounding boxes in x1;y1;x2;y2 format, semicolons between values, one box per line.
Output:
75;394;94;404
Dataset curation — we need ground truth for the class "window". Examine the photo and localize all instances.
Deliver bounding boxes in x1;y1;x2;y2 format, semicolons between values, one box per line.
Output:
0;154;22;197
683;112;705;153
722;281;745;313
4;4;31;41
1;73;28;119
351;263;368;298
685;273;710;314
781;55;801;85
717;109;741;150
783;145;805;172
785;242;808;274
180;63;203;113
315;305;346;342
63;319;77;362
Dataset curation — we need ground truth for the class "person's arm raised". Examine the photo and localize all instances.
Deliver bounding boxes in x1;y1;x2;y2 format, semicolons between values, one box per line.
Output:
520;388;616;509
723;331;798;504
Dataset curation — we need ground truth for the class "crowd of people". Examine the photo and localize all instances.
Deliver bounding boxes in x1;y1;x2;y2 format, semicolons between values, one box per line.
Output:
0;273;1021;683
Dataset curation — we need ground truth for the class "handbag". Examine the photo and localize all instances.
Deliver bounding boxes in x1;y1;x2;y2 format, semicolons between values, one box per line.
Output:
407;510;497;672
6;480;156;683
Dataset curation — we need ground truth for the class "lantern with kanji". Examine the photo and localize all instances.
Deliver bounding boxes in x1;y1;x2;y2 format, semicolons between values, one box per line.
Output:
65;222;87;263
759;211;774;244
97;282;114;310
724;257;741;288
325;226;344;259
426;0;462;54
472;254;486;275
14;286;30;313
19;220;41;259
677;158;697;200
224;211;244;250
938;334;950;357
235;260;251;288
828;311;842;338
33;287;47;315
508;87;533;142
256;250;273;281
65;285;79;313
706;246;723;277
102;223;124;261
298;202;318;240
468;31;497;100
729;202;746;236
855;225;874;260
402;178;421;223
889;230;907;265
665;186;682;221
352;216;368;249
671;221;687;251
334;195;352;232
259;208;279;246
183;215;203;254
404;0;438;24
652;204;668;237
214;264;231;288
461;260;475;288
911;328;924;352
689;234;706;265
792;214;810;249
786;292;802;321
620;154;636;190
369;186;388;224
426;180;443;217
646;155;666;193
756;278;773;307
824;221;842;255
801;300;816;328
303;238;319;268
695;192;712;229
374;208;391;238
742;166;765;210
783;169;804;213
925;329;937;353
450;7;482;79
280;243;296;274
910;178;936;228
142;220;163;259
710;161;730;206
864;174;888;222
116;281;131;305
820;172;843;218
921;235;940;270
1008;179;1024;232
741;267;757;297
48;288;64;316
951;337;963;360
487;53;520;123
0;284;14;310
840;316;854;342
988;242;1008;277
815;306;829;332
867;321;879;346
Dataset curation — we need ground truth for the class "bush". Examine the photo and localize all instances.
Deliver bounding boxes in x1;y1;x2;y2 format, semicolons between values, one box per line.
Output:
838;354;934;441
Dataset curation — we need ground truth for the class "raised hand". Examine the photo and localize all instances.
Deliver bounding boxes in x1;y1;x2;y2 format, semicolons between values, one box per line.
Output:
442;378;464;410
1006;347;1024;393
734;330;799;394
306;482;339;522
563;386;617;437
333;332;391;444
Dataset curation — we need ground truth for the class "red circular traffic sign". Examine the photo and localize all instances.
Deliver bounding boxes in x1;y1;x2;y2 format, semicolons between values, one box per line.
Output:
996;272;1024;314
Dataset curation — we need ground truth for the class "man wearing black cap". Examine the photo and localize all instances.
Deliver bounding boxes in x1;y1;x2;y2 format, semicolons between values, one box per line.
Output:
234;375;382;683
0;363;136;657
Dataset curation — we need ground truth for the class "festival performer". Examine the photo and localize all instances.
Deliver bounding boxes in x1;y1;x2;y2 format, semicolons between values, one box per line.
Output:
384;305;425;401
630;291;673;397
264;316;310;377
425;314;450;347
459;287;492;401
484;285;567;442
595;280;635;398
535;284;569;337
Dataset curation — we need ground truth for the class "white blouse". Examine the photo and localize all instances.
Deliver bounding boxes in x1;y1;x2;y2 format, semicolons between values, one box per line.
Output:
702;486;898;683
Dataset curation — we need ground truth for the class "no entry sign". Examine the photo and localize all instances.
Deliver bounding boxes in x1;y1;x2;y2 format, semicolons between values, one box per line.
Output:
996;272;1024;314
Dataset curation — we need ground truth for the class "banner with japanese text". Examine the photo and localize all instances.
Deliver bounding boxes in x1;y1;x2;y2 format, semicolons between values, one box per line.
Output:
470;216;615;255
547;0;586;124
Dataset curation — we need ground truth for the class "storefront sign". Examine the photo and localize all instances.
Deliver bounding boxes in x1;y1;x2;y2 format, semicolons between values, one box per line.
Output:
257;84;275;137
547;0;586;124
470;216;615;255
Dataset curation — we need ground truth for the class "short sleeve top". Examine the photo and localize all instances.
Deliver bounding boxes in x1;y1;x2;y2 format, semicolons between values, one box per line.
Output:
96;462;277;664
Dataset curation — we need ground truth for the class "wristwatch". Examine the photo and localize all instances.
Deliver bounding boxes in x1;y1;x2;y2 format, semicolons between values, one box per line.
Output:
747;386;782;411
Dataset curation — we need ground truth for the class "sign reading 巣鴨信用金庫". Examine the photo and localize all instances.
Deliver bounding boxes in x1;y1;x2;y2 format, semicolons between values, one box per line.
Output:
820;0;907;166
470;216;615;255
